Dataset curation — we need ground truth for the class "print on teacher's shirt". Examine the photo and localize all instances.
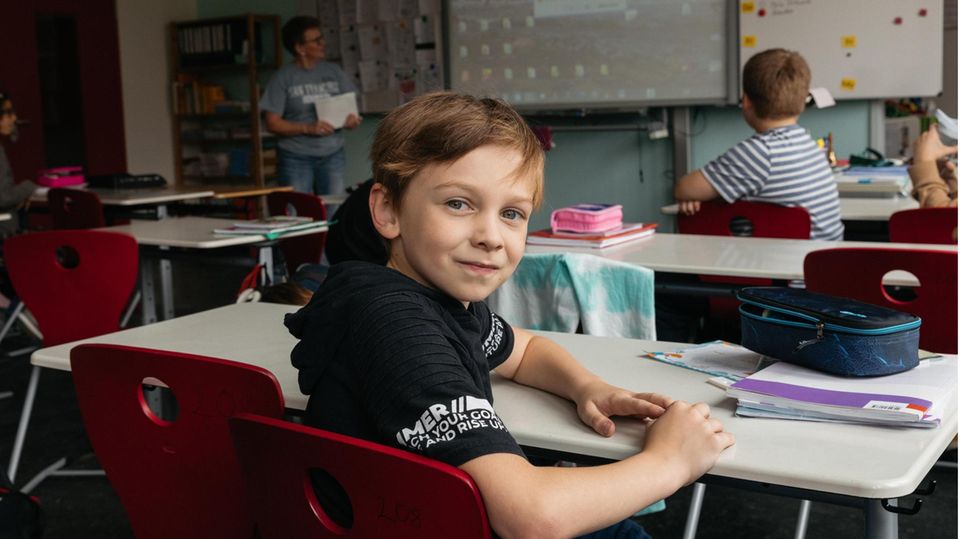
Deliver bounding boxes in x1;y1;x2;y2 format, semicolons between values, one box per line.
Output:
395;395;509;450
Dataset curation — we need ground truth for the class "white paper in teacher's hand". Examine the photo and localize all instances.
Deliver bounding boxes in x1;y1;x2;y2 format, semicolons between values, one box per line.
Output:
313;92;358;129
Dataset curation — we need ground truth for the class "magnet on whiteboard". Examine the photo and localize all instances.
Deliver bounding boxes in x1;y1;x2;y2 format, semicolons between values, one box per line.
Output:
842;35;857;48
743;35;756;47
741;1;755;13
840;78;857;91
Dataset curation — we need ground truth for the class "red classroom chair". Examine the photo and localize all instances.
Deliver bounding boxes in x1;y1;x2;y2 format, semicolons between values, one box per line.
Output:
47;188;106;229
229;413;492;539
267;191;328;275
677;200;812;327
888;207;958;245
71;344;285;539
804;247;957;354
4;230;139;482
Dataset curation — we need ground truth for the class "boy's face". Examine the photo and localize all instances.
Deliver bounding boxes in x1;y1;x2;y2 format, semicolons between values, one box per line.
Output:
373;145;536;305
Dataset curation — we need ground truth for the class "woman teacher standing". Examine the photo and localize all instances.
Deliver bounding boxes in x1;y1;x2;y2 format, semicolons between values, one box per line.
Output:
261;16;361;195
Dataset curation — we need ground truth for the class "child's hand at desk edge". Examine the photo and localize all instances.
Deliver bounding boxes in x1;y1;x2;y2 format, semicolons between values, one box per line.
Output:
645;401;736;486
572;378;674;437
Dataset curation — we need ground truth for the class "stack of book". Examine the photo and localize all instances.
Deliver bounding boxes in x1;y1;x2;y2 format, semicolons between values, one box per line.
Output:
213;216;327;236
725;357;957;428
834;166;911;197
526;222;657;249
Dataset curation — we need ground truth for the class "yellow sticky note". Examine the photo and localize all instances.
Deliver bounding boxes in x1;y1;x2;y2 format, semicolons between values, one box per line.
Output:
743;35;757;47
840;78;857;91
842;35;857;48
741;1;755;13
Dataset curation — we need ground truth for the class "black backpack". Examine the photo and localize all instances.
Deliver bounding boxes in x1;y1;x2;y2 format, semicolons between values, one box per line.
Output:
0;469;43;539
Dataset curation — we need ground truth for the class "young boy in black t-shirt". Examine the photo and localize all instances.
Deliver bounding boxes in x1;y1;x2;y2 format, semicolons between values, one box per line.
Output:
286;92;734;538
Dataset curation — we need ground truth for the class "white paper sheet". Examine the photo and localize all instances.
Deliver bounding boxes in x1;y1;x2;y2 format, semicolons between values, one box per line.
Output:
312;92;358;128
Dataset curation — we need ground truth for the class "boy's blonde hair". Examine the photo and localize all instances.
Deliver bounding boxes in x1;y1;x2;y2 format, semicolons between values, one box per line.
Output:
742;48;811;120
370;92;545;210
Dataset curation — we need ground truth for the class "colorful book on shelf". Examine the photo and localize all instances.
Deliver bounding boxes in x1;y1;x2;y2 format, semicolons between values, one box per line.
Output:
213;218;328;237
725;356;957;428
526;222;656;248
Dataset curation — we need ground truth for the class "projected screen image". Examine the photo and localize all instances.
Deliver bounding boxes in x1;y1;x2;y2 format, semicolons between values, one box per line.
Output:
447;0;729;109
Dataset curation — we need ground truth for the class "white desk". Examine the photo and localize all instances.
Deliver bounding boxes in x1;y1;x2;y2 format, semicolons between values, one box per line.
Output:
100;217;327;323
527;233;957;283
661;198;920;223
32;185;214;218
25;302;957;538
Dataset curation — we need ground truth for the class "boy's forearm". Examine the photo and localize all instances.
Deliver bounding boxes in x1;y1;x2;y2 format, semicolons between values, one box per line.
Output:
463;451;685;538
510;334;600;403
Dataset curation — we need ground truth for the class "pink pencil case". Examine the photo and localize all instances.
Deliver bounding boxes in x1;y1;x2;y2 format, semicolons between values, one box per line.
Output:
550;203;623;233
37;166;84;187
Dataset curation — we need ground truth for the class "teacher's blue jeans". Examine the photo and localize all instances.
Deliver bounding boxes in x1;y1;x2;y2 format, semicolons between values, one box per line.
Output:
277;147;346;195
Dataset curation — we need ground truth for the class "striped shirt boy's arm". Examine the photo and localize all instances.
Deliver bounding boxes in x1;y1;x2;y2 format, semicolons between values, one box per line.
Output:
701;136;771;202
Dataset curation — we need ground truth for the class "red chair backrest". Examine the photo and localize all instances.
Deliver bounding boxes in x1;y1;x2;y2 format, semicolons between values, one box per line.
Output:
804;248;958;354
4;230;138;346
677;200;811;239
229;413;492;539
48;188;106;229
71;344;285;539
267;191;328;274
888;207;958;245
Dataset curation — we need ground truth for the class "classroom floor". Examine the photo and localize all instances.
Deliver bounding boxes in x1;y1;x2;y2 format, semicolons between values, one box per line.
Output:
0;258;956;538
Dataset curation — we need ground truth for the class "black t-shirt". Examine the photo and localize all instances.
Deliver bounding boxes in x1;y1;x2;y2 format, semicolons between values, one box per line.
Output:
286;261;525;466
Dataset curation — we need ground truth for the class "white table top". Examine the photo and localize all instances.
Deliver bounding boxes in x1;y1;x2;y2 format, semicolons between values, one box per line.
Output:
661;197;920;222
31;302;958;500
98;216;327;249
32;185;214;206
527;233;957;281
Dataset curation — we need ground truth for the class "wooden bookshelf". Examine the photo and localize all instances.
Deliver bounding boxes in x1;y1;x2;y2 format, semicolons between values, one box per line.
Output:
169;14;281;189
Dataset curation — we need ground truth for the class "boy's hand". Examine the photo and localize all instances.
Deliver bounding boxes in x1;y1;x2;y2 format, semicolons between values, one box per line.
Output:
574;379;674;437
644;401;735;486
677;200;701;215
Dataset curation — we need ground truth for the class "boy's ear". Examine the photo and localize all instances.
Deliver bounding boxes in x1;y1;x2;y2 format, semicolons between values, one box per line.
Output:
741;94;754;111
369;182;400;239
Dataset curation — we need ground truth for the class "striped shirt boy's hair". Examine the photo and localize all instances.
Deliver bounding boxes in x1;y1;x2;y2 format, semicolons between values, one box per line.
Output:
742;49;811;120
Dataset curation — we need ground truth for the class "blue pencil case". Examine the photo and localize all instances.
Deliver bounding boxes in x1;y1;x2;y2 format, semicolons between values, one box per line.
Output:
737;287;920;377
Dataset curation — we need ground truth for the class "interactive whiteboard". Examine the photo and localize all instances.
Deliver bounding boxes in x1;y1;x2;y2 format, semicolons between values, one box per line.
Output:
446;0;732;110
739;0;943;99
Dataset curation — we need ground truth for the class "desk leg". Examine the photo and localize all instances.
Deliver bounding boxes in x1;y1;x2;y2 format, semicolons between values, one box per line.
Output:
140;260;158;325
864;499;897;539
258;245;274;285
6;365;41;482
159;254;175;320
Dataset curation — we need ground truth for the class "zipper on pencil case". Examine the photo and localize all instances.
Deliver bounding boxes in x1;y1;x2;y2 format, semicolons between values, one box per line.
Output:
738;304;921;336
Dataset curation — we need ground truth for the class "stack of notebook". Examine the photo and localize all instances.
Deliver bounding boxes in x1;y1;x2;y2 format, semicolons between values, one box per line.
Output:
725;357;957;428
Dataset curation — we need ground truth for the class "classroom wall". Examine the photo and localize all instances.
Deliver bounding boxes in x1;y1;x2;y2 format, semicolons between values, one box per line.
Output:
189;1;903;232
115;0;196;181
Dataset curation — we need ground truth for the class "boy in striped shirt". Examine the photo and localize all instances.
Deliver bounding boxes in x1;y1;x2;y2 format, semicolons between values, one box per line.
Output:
674;49;844;241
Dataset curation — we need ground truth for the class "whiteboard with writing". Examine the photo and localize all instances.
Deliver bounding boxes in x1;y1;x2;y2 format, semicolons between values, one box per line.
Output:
739;0;943;99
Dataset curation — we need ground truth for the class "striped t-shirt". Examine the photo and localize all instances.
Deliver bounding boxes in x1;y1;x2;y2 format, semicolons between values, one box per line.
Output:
701;124;844;241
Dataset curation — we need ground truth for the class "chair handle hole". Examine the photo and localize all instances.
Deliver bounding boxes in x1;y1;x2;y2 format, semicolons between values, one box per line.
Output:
139;377;179;424
305;467;353;533
55;245;81;269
